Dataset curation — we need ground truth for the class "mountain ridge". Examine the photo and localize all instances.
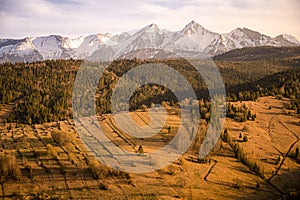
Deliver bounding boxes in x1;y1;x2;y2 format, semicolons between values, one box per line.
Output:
1;20;299;63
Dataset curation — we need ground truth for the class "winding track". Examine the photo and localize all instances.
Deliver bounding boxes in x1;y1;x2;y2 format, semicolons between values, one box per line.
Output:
268;117;299;182
221;118;285;195
203;159;218;181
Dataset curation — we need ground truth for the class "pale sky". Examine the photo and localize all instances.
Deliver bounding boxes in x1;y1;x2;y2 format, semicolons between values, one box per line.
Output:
0;0;299;40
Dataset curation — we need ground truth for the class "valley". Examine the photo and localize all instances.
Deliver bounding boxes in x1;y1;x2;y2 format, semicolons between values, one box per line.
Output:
0;46;300;199
0;96;299;199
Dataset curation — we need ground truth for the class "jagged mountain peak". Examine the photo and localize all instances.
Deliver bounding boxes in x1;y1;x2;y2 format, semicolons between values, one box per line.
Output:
140;23;160;33
183;20;205;34
0;21;299;63
274;34;300;46
85;34;117;46
185;20;202;29
240;28;262;39
148;23;159;29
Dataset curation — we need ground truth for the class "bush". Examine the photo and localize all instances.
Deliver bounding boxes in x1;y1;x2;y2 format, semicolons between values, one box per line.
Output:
88;158;109;179
166;165;176;175
51;130;71;146
47;144;57;157
222;128;230;143
99;182;108;190
137;145;144;154
239;133;242;139
0;154;22;181
243;135;248;142
197;157;210;164
256;181;260;188
233;179;242;189
25;163;34;178
87;158;130;180
243;125;250;132
275;156;281;165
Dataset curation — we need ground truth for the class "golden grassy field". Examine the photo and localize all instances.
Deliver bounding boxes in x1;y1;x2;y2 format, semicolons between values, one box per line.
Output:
0;96;299;199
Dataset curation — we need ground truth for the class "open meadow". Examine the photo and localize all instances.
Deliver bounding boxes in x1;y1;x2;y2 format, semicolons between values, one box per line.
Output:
0;96;299;199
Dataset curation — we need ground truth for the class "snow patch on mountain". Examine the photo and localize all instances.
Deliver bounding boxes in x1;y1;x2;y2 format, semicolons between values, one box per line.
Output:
32;35;66;59
64;36;85;49
0;21;299;63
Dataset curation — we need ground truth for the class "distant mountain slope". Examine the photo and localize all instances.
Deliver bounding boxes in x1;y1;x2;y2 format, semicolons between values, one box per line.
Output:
213;46;300;61
1;21;299;63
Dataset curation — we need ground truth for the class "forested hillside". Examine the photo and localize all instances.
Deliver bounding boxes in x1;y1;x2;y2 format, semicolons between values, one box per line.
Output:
1;47;299;124
213;46;300;61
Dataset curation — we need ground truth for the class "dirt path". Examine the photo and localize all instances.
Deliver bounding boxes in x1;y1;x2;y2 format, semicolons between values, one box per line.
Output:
268;139;299;182
223;118;285;195
203;159;218;181
268;118;299;182
277;118;299;139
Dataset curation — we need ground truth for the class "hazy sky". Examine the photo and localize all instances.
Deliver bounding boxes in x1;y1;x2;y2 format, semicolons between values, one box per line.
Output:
0;0;299;39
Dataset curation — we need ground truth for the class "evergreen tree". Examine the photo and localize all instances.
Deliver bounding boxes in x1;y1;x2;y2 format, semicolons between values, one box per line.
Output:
138;145;144;154
243;135;248;142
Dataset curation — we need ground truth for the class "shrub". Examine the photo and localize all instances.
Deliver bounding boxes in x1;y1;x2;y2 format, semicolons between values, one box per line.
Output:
178;158;184;166
197;157;210;164
222;128;230;143
0;154;22;180
275;156;281;165
243;125;249;132
25;163;34;178
51;130;70;146
256;181;260;188
137;145;144;154
88;158;109;179
166;165;176;175
233;179;242;189
239;133;242;139
47;144;57;157
99;182;108;190
243;135;248;142
168;126;172;134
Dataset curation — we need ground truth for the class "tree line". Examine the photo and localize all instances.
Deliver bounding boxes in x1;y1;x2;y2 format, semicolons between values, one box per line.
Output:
1;54;299;124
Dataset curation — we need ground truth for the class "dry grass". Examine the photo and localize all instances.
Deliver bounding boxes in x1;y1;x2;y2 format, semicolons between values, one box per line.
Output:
0;97;299;199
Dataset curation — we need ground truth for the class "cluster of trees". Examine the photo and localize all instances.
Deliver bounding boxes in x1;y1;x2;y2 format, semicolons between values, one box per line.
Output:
0;59;80;124
1;50;299;125
227;71;299;112
94;58;206;114
226;103;256;122
232;143;264;178
218;47;300;115
221;129;264;178
213;46;300;62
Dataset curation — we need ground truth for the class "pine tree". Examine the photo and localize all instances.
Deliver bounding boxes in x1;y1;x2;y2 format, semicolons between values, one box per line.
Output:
243;135;248;142
138;145;144;154
222;128;230;143
168;126;172;134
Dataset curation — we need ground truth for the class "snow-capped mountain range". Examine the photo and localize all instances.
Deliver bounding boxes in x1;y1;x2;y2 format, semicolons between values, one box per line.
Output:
1;20;299;63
